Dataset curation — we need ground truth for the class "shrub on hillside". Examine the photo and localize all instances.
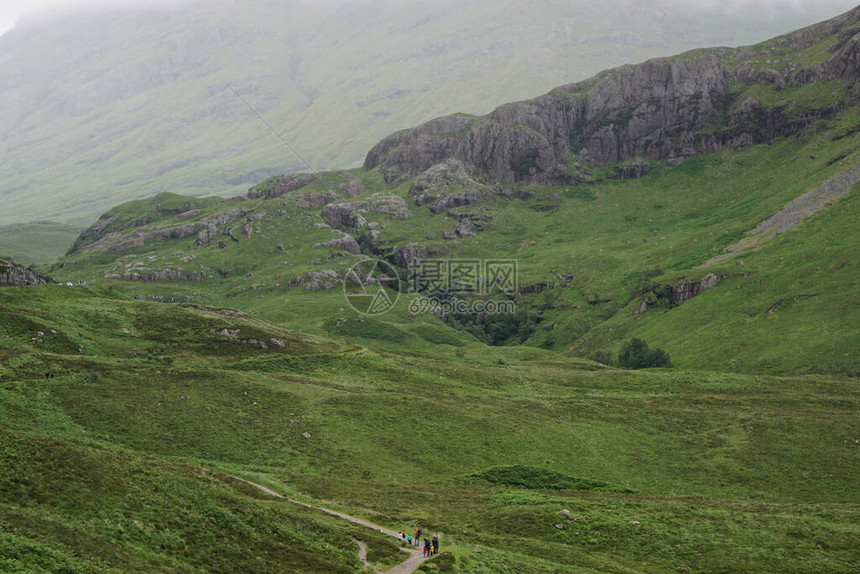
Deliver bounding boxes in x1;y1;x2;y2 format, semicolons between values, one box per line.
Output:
463;465;609;491
618;338;672;369
590;350;614;366
417;551;456;572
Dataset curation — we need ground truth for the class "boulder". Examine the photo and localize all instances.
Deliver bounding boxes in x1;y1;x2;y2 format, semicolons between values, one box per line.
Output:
338;174;367;197
409;158;491;213
321;203;368;229
0;259;50;286
247;173;315;199
389;243;429;268
320;194;410;229
287;269;340;291
296;191;338;209
314;234;361;254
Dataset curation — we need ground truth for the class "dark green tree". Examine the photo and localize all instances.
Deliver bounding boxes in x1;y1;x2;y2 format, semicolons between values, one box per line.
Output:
618;338;672;369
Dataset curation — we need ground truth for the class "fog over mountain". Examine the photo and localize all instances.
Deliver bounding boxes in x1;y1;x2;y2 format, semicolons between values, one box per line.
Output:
0;0;857;226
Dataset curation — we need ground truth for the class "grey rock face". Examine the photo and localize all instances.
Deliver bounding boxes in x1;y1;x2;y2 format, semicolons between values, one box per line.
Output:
320;194;411;230
388;243;429;268
295;191;338;209
638;272;723;312
287;269;340;291
314;234;362;254
0;260;50;286
196;209;249;247
365;8;860;185
104;269;205;282
247;173;315;199
321;203;369;230
409;158;491;213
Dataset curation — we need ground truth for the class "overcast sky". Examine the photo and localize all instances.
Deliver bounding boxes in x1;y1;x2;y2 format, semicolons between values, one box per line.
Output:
1;0;857;37
0;0;190;35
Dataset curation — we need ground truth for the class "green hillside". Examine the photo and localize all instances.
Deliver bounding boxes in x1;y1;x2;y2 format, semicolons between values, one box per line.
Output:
2;6;859;573
50;101;860;375
1;286;858;572
0;222;86;267
1;0;857;231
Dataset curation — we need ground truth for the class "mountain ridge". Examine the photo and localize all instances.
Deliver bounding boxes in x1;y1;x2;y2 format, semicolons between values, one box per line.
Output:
366;5;860;184
35;6;860;377
1;0;858;229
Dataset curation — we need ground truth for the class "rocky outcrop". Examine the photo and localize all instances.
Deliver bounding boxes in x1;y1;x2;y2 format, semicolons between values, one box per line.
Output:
443;217;477;239
612;158;652;180
66;206;250;254
365;7;860;185
287;269;340;291
211;328;285;350
408;158;492;213
519;282;549;295
66;192;214;255
364;194;411;219
196;209;249;247
320;194;411;230
0;259;50;286
295;191;337;209
388;243;429;268
338;174;367;197
321;203;368;230
638;272;723;312
104;269;205;282
247;173;315;199
314;234;361;254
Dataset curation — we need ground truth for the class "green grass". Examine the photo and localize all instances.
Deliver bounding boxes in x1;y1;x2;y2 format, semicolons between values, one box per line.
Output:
0;427;388;573
0;222;82;267
48;103;860;375
0;286;858;571
2;7;859;571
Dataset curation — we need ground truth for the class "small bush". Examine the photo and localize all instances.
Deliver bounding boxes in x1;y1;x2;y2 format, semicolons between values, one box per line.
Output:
462;465;609;491
618;338;672;369
590;350;614;366
417;551;456;572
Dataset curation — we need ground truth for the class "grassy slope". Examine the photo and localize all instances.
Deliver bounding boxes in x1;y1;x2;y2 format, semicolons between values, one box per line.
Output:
1;0;856;230
0;223;82;267
2;9;859;572
51;102;860;375
0;286;858;572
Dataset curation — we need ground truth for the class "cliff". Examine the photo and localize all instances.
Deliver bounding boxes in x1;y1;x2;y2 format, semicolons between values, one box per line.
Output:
365;7;860;185
0;258;51;286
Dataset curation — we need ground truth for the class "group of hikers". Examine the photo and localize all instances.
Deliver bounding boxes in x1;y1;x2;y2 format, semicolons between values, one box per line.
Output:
397;529;440;557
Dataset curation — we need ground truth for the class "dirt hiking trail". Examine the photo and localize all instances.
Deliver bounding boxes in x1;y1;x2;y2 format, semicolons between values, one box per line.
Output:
232;475;425;573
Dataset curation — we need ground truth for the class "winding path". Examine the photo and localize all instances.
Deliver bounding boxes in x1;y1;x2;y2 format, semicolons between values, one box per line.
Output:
231;475;424;573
